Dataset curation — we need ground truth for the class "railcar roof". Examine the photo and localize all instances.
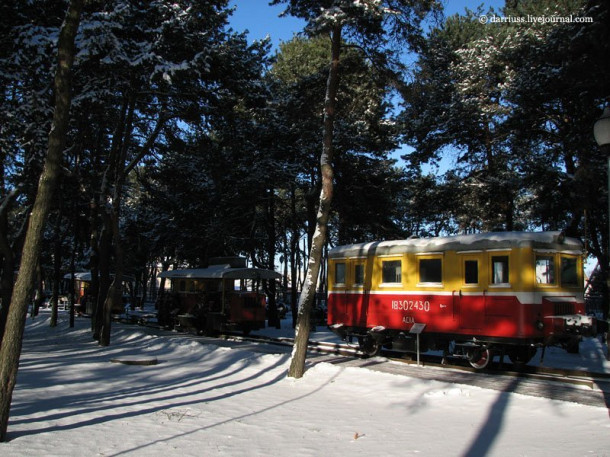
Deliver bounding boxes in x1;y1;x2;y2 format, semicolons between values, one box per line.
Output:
158;264;281;280
328;231;583;258
63;272;136;282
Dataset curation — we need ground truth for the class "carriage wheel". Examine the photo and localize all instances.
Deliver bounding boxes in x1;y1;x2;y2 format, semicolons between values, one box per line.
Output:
566;337;580;354
358;336;381;357
468;347;492;370
507;346;536;369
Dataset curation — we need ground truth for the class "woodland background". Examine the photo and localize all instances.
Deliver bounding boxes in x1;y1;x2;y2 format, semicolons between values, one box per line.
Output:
0;0;609;338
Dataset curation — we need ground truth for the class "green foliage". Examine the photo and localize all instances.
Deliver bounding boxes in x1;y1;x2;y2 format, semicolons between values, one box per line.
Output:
2;0;608;314
267;34;404;245
400;0;609;245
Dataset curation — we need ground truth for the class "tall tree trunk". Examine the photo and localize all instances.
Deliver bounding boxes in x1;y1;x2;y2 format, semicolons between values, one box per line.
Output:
266;187;280;328
288;25;341;379
0;150;15;346
50;204;65;327
99;195;125;347
156;259;171;327
68;208;79;328
290;242;298;328
93;215;111;340
99;91;135;347
88;143;102;328
97;96;164;346
290;184;298;328
93;92;131;340
32;262;44;319
0;211;14;345
0;0;82;441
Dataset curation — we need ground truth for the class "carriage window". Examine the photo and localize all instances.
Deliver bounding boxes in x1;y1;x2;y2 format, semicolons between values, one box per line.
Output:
419;258;442;284
334;262;346;285
464;260;478;285
382;260;402;284
535;256;555;284
491;256;509;284
354;264;365;285
179;280;186;292
561;257;578;286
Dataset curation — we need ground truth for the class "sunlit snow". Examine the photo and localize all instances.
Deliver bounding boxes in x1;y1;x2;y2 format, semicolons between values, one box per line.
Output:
5;312;610;456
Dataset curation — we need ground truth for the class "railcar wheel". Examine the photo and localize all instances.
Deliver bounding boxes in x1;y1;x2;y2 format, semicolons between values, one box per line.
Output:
468;347;492;370
507;347;536;369
358;336;381;357
566;337;580;354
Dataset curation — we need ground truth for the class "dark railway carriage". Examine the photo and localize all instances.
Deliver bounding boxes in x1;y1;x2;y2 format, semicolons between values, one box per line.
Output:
63;272;135;314
327;232;596;369
157;257;281;335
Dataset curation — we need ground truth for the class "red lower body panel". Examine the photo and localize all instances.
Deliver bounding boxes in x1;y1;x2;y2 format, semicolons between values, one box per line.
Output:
328;292;552;341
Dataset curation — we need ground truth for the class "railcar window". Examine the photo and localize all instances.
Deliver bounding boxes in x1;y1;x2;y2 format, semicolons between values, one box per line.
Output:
179;280;186;292
354;264;365;285
419;258;442;283
491;256;509;284
334;262;346;285
382;260;402;284
535;256;555;284
561;257;578;286
464;260;478;284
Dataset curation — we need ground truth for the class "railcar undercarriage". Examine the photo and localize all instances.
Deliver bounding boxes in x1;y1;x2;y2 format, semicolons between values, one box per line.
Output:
329;323;585;370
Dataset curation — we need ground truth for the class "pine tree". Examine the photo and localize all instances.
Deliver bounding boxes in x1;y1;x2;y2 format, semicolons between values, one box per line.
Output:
273;0;440;379
0;0;83;441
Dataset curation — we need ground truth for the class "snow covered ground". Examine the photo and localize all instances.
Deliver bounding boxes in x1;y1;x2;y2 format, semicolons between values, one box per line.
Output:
4;312;610;457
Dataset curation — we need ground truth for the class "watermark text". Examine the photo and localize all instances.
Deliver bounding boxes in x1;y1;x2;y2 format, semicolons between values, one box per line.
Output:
479;14;593;25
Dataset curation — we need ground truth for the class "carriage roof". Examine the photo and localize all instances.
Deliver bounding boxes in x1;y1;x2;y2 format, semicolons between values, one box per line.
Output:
63;272;136;282
158;264;281;281
328;231;583;258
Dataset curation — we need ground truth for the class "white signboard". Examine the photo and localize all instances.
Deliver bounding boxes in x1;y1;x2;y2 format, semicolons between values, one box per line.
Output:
410;323;426;334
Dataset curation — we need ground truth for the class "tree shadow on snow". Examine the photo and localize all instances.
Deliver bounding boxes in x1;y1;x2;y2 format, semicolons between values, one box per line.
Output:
460;377;521;457
107;370;342;457
7;351;291;442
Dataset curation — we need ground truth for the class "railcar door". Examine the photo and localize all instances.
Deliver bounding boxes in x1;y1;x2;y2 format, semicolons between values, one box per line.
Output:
456;292;485;332
328;260;368;328
456;256;485;332
353;260;371;328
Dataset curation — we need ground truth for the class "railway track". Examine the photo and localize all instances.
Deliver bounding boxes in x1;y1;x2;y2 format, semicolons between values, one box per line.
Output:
125;320;610;409
218;331;610;409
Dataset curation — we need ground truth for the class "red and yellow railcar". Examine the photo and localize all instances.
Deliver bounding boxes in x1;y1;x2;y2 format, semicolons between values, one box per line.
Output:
327;232;596;368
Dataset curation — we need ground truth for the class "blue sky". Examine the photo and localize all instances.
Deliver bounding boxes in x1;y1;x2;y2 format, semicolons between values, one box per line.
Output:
229;0;506;49
227;0;506;172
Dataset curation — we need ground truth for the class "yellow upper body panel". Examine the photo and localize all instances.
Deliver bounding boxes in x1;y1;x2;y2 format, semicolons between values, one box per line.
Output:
328;232;583;295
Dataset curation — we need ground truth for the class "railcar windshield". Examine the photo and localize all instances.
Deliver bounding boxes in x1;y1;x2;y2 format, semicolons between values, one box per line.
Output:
464;260;478;284
535;256;555;284
354;264;365;285
382;260;401;283
561;257;578;286
335;263;346;285
491;256;509;284
419;258;442;283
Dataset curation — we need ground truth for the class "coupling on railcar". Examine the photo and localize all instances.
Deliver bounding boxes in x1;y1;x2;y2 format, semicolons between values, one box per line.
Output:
326;231;597;369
